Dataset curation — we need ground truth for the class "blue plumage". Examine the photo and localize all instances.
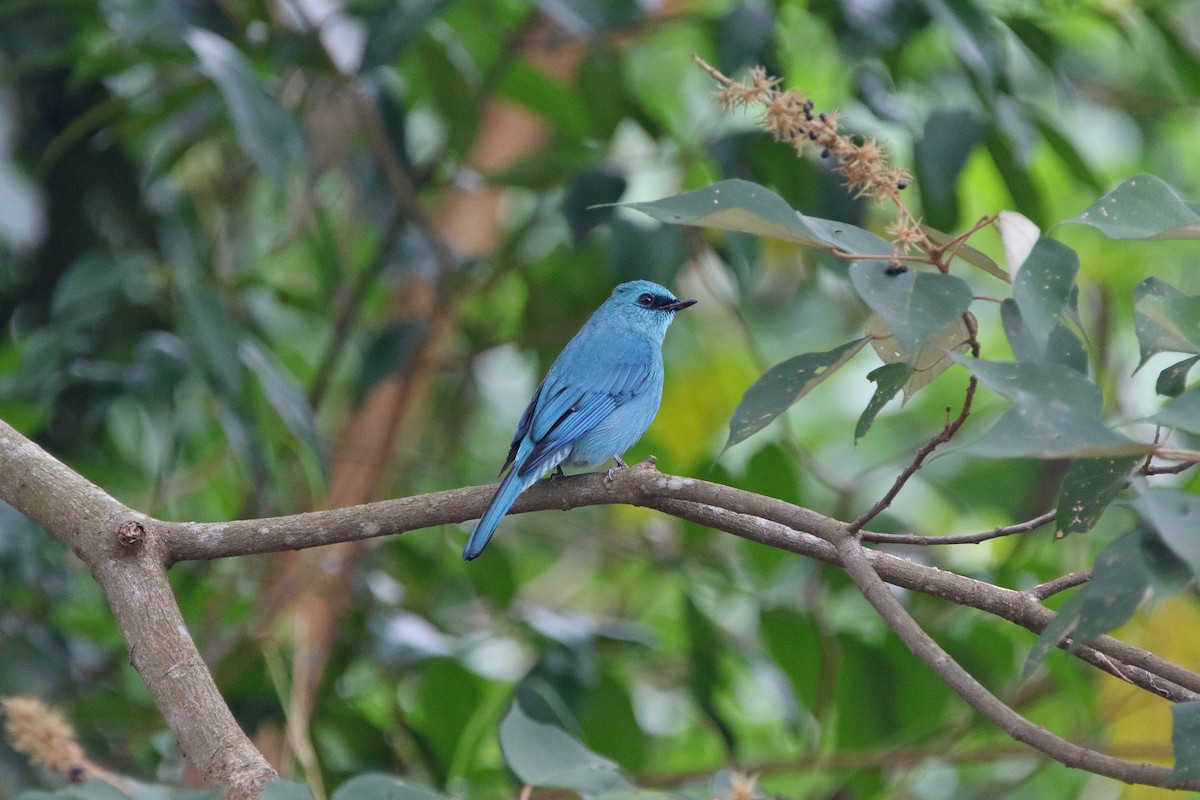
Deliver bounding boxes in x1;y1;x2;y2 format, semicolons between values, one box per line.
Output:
463;280;696;560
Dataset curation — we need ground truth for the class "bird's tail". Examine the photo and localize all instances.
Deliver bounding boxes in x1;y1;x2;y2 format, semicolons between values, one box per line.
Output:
463;467;533;561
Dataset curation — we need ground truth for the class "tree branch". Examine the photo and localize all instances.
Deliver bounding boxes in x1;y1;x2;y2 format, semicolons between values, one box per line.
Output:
4;416;1198;793
156;459;1200;703
826;526;1196;788
0;420;276;800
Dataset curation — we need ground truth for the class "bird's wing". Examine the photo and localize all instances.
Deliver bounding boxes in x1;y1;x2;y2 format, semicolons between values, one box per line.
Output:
516;359;653;479
500;380;543;476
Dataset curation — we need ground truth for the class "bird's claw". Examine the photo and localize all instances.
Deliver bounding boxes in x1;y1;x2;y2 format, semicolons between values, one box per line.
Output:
606;456;629;480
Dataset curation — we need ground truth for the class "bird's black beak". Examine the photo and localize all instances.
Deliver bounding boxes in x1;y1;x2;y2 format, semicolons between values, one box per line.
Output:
658;298;697;312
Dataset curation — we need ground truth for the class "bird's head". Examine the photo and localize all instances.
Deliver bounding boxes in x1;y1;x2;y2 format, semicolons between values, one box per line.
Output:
604;280;697;341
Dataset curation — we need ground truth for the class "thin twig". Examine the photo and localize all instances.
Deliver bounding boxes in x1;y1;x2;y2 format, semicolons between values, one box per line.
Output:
848;313;980;533
863;511;1054;546
1028;570;1092;601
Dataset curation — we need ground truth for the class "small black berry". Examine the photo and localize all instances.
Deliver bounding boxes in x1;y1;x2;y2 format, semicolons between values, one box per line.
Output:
897;180;908;190
820;148;830;158
884;262;908;276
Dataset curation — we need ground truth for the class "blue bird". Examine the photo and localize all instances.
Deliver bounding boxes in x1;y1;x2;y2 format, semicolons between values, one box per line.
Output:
463;280;697;560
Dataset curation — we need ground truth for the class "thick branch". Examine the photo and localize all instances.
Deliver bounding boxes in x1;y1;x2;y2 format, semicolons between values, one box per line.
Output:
0;421;276;800
159;461;1200;704
5;418;1199;792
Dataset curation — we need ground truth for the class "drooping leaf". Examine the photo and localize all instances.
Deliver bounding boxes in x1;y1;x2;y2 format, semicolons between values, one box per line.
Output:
914;108;981;230
1069;174;1200;240
359;0;451;72
1023;534;1151;678
866;313;973;400
332;775;447;800
1045;324;1088;374
954;357;1150;459
684;595;735;754
1157;355;1200;397
954;357;1101;408
240;342;328;480
965;405;1148;459
856;363;913;441
179;282;244;397
1000;299;1039;363
564;167;627;243
1134;291;1200;368
186;29;306;176
1054;457;1140;536
1012;237;1079;351
498;701;632;795
1171;701;1200;782
1146;384;1200;437
724;337;868;451
849;262;973;358
1132;487;1200;581
985;125;1046;226
356;322;423;403
715;1;775;72
620;180;892;256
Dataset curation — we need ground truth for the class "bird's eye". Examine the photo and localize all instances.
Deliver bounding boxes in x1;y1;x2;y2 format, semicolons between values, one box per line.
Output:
636;293;654;307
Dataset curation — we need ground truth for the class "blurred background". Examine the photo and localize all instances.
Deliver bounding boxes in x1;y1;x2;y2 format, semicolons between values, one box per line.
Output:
2;0;1200;797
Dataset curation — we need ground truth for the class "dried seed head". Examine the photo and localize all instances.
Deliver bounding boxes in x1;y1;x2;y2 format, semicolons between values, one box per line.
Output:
2;696;88;779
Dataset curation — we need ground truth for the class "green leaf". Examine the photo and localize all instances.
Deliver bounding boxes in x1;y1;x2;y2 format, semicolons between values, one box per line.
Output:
1132;487;1200;580
1146;384;1200;437
262;780;318;800
1000;299;1039;363
1157;355;1200;397
1054;457;1140;536
1045;325;1088;374
356;323;423;403
849;263;973;358
856;363;913;441
51;253;123;318
332;774;447;800
619;180;892;256
499;701;632;795
725;337;868;451
1070;174;1200;240
684;594;735;755
1134;291;1200;368
179;282;244;397
955;357;1101;409
954;357;1150;459
1171;701;1200;782
186;29;305;176
240;342;328;480
866;313;973;401
914;108;981;230
1023;534;1150;678
359;0;450;72
966;405;1147;459
1012;237;1079;351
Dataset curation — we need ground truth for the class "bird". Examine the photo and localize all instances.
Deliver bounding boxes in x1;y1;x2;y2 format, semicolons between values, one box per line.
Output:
463;280;697;560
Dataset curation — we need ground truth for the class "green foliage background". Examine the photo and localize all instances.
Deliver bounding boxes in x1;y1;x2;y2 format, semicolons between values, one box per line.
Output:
3;0;1200;798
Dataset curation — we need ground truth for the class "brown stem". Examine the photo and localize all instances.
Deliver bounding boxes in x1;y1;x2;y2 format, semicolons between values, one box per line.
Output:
848;312;981;533
0;420;275;799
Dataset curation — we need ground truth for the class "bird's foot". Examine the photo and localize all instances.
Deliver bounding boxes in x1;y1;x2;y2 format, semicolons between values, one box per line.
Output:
543;465;566;482
606;456;629;480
